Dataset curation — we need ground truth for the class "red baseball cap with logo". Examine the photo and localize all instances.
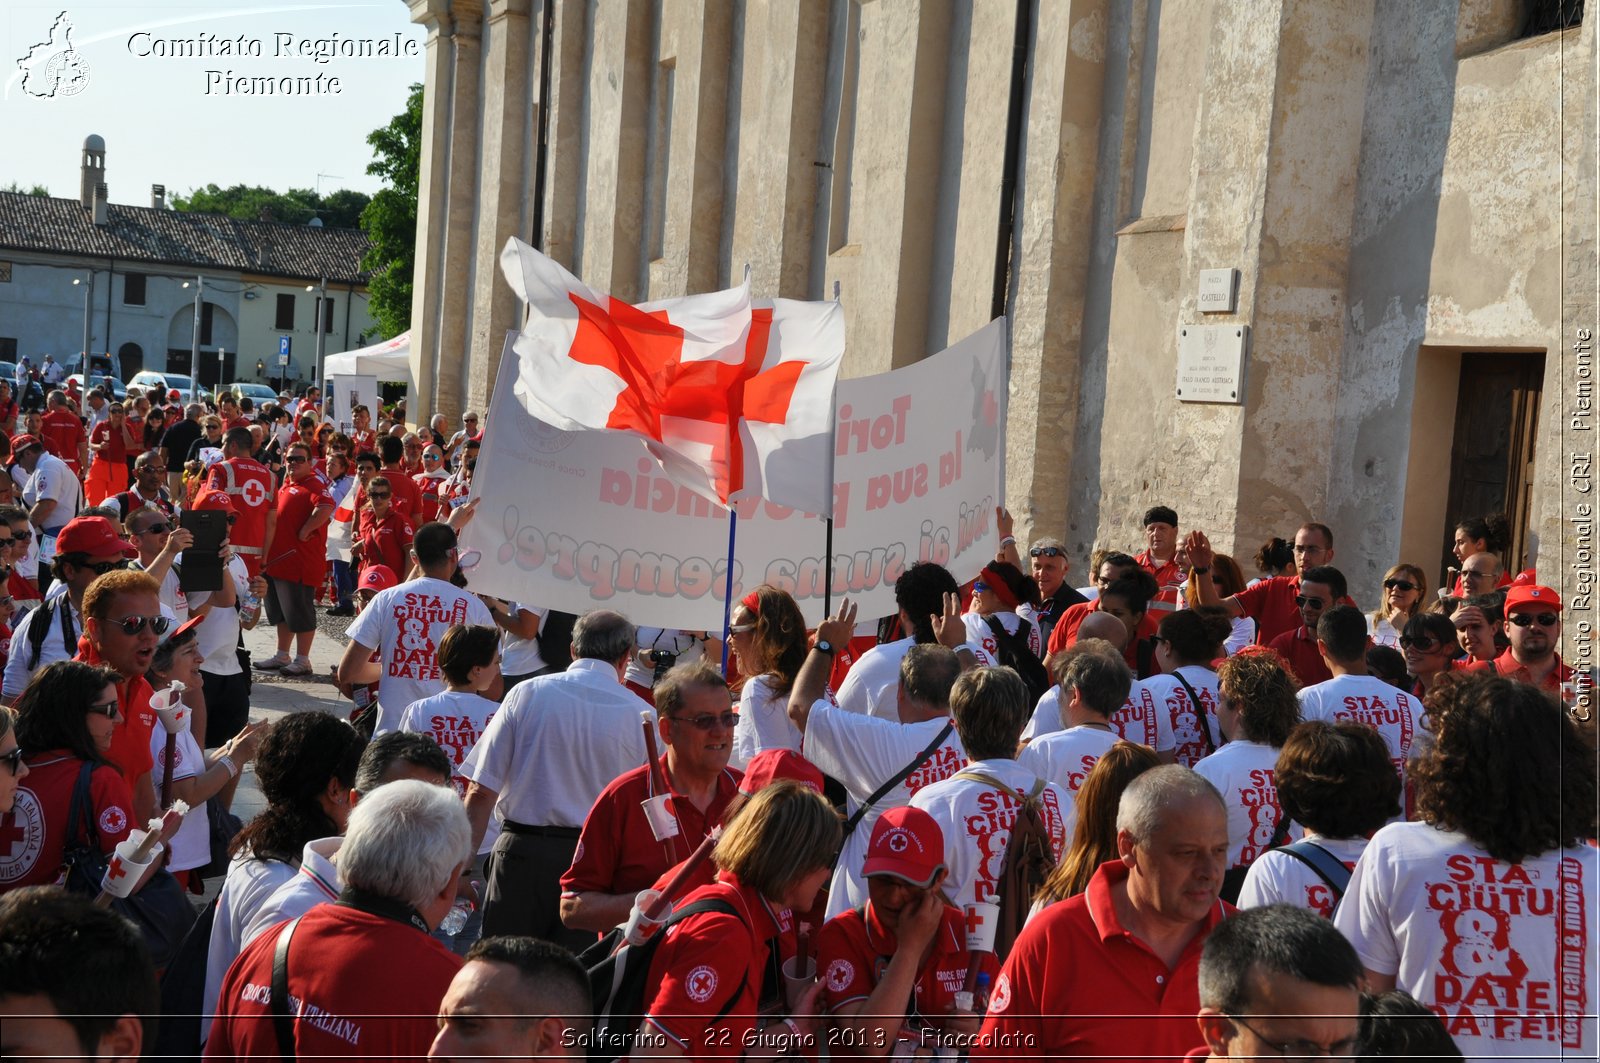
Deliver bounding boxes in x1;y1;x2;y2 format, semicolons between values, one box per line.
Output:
1503;584;1562;614
359;565;398;593
862;806;946;887
192;489;236;514
55;516;137;559
738;749;825;797
9;434;42;456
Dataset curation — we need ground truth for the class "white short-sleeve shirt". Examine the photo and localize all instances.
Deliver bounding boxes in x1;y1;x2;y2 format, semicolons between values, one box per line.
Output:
1237;835;1368;918
731;673;803;769
1016;724;1122;797
1142;665;1222;767
1334;823;1598;1063
1297;673;1421;785
1191;739;1299;868
347;576;495;733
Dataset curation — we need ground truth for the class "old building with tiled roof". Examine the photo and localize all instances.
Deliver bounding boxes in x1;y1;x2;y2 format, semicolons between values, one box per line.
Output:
0;135;379;390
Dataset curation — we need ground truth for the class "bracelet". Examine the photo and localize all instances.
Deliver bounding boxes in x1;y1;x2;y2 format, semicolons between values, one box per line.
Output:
1191;566;1210;576
999;535;1016;547
217;755;239;779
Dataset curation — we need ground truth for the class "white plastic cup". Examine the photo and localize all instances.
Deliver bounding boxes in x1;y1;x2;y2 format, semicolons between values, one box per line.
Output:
781;954;816;1009
150;682;190;734
624;888;671;946
964;901;1001;953
102;835;159;898
953;990;975;1013
640;794;681;841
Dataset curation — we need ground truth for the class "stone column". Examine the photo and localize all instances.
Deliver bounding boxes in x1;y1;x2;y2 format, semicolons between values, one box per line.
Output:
579;0;654;299
432;0;484;425
464;0;533;412
405;0;456;429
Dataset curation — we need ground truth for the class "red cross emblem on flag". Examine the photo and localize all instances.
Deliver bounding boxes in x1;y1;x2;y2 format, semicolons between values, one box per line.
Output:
500;237;844;514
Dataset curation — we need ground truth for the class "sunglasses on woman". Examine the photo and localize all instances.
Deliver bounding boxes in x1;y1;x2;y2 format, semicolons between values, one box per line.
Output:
1398;635;1443;651
1383;578;1416;592
86;697;121;719
0;746;24;775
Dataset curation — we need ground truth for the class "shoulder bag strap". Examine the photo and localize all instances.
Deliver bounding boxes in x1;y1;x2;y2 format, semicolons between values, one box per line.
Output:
1266;813;1291;852
271;916;302;1062
1172;671;1217;756
66;759;96;849
1276;840;1353;898
840;720;955;840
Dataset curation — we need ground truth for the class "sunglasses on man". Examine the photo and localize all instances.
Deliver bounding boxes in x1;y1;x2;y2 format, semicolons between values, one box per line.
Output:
669;711;739;731
105;614;172;637
1294;595;1325;610
1030;546;1064;558
1507;612;1558;628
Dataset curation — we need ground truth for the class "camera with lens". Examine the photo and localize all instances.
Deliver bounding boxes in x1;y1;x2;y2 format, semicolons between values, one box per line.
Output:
647;648;680;682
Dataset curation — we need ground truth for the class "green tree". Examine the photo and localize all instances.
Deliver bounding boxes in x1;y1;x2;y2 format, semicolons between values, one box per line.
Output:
171;183;370;227
360;82;422;337
2;181;50;196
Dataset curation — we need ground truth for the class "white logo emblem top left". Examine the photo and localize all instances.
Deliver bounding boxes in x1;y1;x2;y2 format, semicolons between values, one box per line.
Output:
18;12;91;99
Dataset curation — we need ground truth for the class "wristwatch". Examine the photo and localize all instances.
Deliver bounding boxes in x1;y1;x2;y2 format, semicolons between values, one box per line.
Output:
814;639;836;656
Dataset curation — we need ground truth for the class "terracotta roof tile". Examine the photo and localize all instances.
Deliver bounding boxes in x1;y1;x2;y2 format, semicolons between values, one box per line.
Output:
0;192;370;284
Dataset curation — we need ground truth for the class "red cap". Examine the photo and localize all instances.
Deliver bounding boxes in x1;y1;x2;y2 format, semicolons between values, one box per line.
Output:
193;488;236;514
55;516;138;559
738;749;824;796
359;565;399;592
1504;584;1562;614
9;434;41;455
862;806;946;887
159;614;205;647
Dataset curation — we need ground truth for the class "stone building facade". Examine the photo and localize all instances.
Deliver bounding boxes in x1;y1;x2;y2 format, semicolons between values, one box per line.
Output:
406;0;1596;636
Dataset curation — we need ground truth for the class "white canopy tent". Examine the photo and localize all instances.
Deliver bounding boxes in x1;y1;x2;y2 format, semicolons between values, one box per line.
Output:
321;331;412;391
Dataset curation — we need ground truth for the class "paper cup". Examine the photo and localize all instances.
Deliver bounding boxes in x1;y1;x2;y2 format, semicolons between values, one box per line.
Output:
964;901;1001;953
953;990;975;1013
781;955;816;1009
640;794;681;841
102;837;159;898
623;889;671;946
150;683;190;733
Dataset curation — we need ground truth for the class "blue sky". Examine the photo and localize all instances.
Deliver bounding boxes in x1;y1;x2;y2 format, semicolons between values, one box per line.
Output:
3;2;426;205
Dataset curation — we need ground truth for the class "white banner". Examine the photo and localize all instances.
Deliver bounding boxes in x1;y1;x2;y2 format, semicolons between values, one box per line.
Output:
460;320;1008;629
327;374;379;438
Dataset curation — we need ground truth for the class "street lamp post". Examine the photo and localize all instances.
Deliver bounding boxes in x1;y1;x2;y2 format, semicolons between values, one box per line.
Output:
307;276;328;391
72;273;93;373
183;275;203;403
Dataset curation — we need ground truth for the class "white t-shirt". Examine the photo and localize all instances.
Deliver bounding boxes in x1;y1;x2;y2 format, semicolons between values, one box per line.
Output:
150;563;189;625
1191;739;1298;868
190;554;251;677
149;718;210;871
1334;823;1598;1063
624;627;708;689
1225;616;1258;656
24;452;82;536
498;603;547;677
1368;614;1402;649
1016;724;1121;797
731;673;802;769
835;637;914;719
347;576;494;733
1143;665;1222;767
1237;834;1367;918
801;701;967;919
908;757;1070;910
1297;673;1421;785
963;609;1043;661
1020;681;1170;753
400;689;502;855
203;852;298;1044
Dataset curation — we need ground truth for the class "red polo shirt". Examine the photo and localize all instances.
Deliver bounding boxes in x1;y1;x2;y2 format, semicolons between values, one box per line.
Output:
561;757;742;900
40;408;86;475
264;470;334;586
816;902;998;1034
973;860;1228;1061
379;466;424;525
0;753;134;888
1134;550;1185;609
1230;575;1303;645
1046;601;1160;670
353;508;415;579
77;639;156;793
1267;626;1334;688
1465;648;1572;695
642;870;785;1061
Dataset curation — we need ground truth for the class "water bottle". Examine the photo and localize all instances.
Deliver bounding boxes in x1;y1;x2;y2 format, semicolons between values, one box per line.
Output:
240;590;262;626
975;971;992;1013
439;896;475;936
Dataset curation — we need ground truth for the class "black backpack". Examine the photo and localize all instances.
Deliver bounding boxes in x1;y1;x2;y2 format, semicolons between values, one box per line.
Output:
982;616;1052;702
580;897;750;1063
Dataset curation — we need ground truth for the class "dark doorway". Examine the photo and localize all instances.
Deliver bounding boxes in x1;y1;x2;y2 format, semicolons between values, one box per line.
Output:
1440;352;1543;587
118;342;143;377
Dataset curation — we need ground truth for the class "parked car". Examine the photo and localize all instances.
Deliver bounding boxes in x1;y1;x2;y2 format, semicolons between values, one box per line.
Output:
66;373;128;400
128;370;209;404
221;382;280;406
0;361;45;408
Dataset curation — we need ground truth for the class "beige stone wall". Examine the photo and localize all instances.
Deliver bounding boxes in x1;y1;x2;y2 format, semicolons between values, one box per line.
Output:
409;0;1596;637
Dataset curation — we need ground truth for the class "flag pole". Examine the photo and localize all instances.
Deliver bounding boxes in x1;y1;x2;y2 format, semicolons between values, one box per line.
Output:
720;509;738;675
824;278;843;620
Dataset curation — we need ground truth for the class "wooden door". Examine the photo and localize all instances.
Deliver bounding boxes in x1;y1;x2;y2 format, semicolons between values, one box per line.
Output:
1440;353;1543;588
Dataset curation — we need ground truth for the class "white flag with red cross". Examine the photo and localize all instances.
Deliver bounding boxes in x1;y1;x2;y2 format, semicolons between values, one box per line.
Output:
498;237;844;515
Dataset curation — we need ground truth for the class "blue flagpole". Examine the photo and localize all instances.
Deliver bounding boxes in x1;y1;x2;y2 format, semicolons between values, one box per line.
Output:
720;510;738;675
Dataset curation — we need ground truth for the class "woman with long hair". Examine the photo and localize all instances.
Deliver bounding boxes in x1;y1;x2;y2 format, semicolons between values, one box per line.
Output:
1250;536;1296;585
728;585;810;768
201;711;365;1043
1143;606;1234;767
1030;741;1160;912
1185;553;1255;653
964;560;1045;659
1336;674;1597;1062
1448;514;1512;595
1400;612;1459;697
1192;651;1303;902
0;661;127;891
0;705;26;815
638;780;842;1057
1369;563;1426;648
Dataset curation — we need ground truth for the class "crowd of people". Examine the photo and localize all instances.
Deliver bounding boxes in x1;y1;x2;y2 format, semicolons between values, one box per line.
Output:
0;373;1594;1063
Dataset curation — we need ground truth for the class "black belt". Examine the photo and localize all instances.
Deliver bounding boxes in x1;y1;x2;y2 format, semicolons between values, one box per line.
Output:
502;820;581;839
